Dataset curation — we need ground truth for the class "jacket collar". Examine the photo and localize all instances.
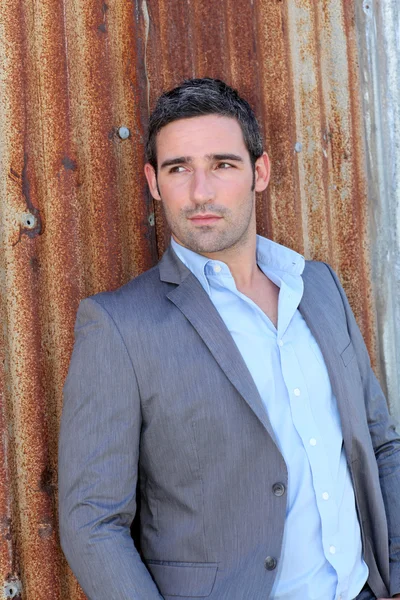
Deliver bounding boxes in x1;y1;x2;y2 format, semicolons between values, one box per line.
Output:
158;244;191;285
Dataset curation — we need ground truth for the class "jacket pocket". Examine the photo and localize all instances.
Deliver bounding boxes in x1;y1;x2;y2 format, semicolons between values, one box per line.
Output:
145;560;218;597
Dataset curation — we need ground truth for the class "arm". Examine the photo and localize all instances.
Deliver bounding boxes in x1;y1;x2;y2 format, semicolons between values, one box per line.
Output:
58;298;163;600
325;264;400;598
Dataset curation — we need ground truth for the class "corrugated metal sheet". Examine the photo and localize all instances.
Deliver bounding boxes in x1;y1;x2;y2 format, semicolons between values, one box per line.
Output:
0;0;393;597
354;0;400;424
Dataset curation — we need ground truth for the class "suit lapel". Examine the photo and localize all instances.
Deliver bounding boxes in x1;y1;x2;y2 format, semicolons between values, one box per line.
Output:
159;247;278;443
299;263;353;459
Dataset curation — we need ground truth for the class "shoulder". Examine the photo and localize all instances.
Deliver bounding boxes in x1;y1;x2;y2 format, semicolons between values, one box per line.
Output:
302;260;349;316
94;264;161;303
303;259;343;290
79;263;173;325
304;259;334;278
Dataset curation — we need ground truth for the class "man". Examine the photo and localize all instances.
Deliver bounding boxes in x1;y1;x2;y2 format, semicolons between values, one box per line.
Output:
59;78;400;600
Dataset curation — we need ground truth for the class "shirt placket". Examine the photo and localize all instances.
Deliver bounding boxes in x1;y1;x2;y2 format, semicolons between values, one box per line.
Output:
280;340;344;577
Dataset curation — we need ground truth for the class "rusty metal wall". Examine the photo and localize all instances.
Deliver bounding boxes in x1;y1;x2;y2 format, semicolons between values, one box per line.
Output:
0;0;392;598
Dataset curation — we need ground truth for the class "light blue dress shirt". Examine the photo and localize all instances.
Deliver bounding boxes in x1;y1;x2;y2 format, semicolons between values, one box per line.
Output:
171;235;368;600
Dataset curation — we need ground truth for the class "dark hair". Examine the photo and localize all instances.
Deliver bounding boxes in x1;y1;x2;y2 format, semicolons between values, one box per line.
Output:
145;78;264;171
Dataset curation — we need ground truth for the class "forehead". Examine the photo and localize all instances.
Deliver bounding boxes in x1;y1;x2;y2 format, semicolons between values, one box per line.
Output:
155;114;248;160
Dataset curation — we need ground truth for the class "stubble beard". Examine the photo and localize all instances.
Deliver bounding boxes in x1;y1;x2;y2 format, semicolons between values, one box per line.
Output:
162;191;256;255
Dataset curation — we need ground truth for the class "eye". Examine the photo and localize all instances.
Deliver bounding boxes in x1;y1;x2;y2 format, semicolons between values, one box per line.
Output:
217;162;236;170
169;165;187;173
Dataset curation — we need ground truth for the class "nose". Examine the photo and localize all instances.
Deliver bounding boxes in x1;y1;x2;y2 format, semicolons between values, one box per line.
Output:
191;170;215;204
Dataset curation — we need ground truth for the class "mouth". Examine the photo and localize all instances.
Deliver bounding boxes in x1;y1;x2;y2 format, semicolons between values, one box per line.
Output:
188;214;223;226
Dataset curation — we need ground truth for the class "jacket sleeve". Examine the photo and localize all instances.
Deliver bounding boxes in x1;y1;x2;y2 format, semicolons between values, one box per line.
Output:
325;264;400;597
58;297;163;600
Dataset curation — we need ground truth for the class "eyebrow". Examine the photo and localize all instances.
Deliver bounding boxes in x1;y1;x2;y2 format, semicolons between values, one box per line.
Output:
160;157;191;169
160;153;244;169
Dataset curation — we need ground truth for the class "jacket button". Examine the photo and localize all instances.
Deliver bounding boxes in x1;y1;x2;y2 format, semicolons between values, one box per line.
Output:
272;482;285;497
265;556;277;571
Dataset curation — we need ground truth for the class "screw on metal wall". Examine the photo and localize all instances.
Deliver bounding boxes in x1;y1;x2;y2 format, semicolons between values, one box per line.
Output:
12;211;42;247
3;579;22;599
118;126;130;140
20;212;38;230
294;142;303;153
362;0;372;16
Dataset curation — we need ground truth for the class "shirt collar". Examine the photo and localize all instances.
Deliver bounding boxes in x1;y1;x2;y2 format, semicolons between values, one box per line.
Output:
170;235;304;294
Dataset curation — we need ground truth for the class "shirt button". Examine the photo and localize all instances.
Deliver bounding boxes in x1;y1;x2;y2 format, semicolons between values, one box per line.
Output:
278;339;284;347
264;556;277;571
329;545;336;555
293;388;301;396
272;483;286;497
322;492;329;500
309;438;317;446
213;264;222;273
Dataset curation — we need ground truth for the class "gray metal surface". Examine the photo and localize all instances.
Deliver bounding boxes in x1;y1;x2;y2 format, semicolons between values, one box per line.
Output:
355;0;400;425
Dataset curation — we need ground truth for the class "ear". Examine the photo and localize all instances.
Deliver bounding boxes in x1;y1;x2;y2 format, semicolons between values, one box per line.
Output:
254;152;271;193
144;163;161;200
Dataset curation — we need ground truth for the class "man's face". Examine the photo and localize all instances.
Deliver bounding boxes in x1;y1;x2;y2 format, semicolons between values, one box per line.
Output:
144;114;270;256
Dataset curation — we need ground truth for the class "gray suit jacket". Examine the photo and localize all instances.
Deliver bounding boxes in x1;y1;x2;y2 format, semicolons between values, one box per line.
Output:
59;246;400;600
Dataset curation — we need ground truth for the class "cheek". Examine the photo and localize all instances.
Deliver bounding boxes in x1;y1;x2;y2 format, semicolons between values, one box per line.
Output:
160;189;189;218
159;177;190;201
217;178;253;204
217;170;252;191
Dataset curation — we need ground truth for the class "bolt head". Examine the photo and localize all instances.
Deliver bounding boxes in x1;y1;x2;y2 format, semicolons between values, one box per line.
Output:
118;126;130;140
21;212;37;230
294;142;303;153
4;581;21;598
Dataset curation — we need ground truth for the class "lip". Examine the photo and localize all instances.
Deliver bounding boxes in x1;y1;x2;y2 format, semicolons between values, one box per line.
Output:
188;214;222;225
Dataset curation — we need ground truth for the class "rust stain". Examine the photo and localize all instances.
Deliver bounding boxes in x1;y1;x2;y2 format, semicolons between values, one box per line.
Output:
341;0;376;367
0;0;381;598
0;517;12;542
11;154;43;245
39;466;55;497
256;0;305;253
